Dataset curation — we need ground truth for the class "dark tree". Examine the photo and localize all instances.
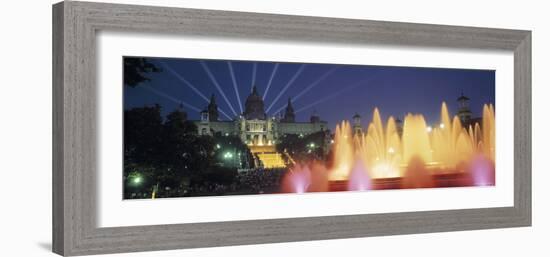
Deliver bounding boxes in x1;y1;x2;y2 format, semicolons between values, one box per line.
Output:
123;106;217;197
161;109;213;172
212;134;254;169
124;104;164;164
276;131;327;163
124;106;261;198
123;105;164;198
123;57;161;87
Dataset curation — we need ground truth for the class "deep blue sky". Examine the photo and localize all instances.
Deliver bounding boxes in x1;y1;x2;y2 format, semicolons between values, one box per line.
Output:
124;57;495;130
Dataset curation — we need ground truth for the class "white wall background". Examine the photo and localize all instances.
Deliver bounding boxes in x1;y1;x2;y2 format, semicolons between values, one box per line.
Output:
0;0;547;256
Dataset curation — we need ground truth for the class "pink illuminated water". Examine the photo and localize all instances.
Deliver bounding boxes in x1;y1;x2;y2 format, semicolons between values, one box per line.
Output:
347;160;371;191
281;164;312;193
469;155;495;186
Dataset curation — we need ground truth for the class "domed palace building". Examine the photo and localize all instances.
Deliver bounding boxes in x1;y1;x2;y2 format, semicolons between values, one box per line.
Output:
193;86;327;168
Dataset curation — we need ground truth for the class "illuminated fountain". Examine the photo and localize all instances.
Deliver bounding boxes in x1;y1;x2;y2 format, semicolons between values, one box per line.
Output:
481;104;496;161
281;163;311;193
281;102;496;193
347;159;371;191
402;113;433;165
430;103;474;169
328;121;354;181
357;108;402;179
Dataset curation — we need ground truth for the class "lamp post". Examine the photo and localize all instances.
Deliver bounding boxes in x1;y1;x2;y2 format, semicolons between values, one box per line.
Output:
128;173;145;198
129;173;143;187
224;150;237;167
151;182;159;199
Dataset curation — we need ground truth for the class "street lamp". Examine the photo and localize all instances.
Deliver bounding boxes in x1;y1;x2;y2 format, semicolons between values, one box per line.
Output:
131;175;143;186
223;152;233;159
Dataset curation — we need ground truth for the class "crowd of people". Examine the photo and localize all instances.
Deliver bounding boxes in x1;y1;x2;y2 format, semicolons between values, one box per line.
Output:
234;168;286;194
125;168;289;199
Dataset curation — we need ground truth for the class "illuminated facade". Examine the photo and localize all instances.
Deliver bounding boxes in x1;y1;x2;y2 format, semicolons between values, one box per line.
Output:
193;86;327;168
195;86;327;144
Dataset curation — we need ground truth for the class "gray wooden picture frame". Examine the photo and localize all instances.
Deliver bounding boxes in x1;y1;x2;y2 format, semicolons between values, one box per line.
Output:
52;1;531;256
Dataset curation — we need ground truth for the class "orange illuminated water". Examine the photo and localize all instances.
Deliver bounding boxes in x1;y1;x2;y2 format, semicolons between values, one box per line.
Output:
329;121;354;180
282;102;496;193
356;108;403;179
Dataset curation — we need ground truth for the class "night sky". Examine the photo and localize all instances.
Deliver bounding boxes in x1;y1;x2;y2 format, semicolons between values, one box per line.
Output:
124;57;495;130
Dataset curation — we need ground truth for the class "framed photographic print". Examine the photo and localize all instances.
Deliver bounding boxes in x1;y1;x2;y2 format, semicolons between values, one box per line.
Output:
53;1;531;256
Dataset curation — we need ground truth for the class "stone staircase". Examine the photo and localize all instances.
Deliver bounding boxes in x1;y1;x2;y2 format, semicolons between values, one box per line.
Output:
250;145;286;168
256;152;286;168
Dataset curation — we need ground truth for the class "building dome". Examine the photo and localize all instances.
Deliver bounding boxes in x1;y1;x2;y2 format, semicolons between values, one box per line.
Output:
243;85;266;120
457;93;470;102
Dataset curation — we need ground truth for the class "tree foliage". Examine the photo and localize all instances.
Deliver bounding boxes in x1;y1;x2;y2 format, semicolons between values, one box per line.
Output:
276;131;328;163
123;106;247;198
124;105;164;165
123;57;161;87
212;133;254;169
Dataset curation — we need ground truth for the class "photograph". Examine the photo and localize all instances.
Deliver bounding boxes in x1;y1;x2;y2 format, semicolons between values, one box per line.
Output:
123;57;496;199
